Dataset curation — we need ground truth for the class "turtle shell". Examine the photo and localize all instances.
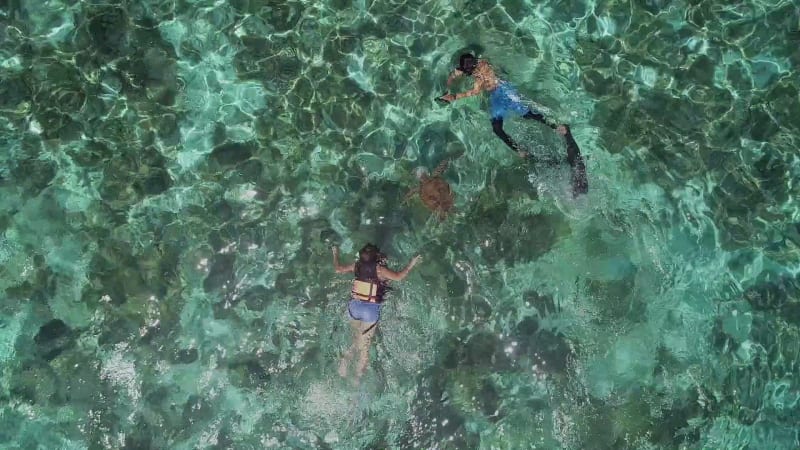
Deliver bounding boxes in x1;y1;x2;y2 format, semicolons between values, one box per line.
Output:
419;177;454;214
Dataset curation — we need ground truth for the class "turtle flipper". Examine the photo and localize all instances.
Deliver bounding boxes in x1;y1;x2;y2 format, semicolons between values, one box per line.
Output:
402;187;419;204
432;158;450;177
433;150;466;177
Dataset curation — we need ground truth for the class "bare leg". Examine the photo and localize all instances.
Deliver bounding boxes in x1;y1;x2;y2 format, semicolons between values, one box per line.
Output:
338;319;361;377
353;321;378;383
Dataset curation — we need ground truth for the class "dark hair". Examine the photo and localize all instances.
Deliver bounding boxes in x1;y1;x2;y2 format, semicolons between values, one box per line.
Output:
359;243;380;262
459;53;477;75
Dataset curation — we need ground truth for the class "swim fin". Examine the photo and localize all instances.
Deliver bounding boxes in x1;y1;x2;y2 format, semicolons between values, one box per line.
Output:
434;93;451;105
563;126;588;197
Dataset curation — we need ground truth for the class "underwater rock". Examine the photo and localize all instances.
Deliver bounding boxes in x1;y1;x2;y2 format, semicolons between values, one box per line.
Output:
516;315;539;337
97;317;139;347
121;418;156;450
71;140;113;168
745;107;781;142
210;142;255;166
11;158;56;196
748;315;800;381
446;369;502;422
34;319;74;360
138;145;167;168
86;242;152;306
581;69;614;97
650;390;704;446
260;2;304;32
207;200;235;224
507;212;570;264
182;394;215;426
326;101;366;130
517;324;575;374
233;37;277;81
766;81;800;132
400;375;480;449
125;46;179;105
524;291;558;317
34;108;80;141
202;253;237;293
678;54;715;87
587;269;644;323
263;54;303;86
99;179;141;212
654;345;685;377
239;286;273;312
441;331;515;373
288;77;314;109
171;348;199;365
463;197;511;265
208;225;239;253
88;7;128;56
227;357;271;389
0;73;32;112
8;360;58;405
135;168;172;196
323;31;359;59
212;122;227;146
754;151;792;203
743;273;800;324
232;159;264;183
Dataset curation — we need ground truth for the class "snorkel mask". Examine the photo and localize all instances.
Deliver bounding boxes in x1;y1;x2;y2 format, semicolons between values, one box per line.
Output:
458;53;477;75
359;244;379;262
359;243;388;266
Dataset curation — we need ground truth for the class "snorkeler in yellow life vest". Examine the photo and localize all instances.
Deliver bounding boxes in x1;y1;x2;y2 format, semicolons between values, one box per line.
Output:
351;279;382;302
332;243;422;383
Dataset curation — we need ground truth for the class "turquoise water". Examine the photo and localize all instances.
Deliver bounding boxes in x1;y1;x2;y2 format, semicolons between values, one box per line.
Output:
1;0;799;448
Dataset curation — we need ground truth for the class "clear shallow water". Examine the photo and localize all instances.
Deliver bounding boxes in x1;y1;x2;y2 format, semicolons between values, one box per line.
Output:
1;0;799;448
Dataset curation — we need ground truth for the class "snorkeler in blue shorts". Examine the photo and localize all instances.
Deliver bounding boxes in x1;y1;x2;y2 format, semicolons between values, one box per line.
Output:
438;53;588;196
332;244;422;383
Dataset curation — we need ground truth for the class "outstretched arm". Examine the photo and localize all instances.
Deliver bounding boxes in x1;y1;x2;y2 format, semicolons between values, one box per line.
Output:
453;83;483;100
440;76;487;103
446;69;464;89
377;255;422;281
332;247;354;274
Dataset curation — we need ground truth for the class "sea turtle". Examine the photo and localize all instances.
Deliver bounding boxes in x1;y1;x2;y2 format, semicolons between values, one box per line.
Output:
404;158;455;220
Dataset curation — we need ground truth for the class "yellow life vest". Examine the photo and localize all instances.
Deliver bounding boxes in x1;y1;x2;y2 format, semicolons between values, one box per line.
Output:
351;279;382;303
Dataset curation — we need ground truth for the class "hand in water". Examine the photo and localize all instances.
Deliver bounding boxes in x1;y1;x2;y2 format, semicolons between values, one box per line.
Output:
557;125;569;136
411;255;423;266
518;150;528;158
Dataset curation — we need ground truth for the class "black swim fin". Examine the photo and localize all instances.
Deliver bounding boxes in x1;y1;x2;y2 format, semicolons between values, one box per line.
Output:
563;126;588;197
434;93;450;105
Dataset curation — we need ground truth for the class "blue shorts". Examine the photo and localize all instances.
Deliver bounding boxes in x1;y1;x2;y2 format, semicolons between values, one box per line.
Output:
348;299;381;323
489;82;533;120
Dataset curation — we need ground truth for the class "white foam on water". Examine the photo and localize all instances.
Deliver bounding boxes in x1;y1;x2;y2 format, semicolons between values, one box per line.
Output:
100;342;142;404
